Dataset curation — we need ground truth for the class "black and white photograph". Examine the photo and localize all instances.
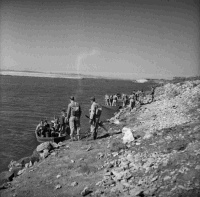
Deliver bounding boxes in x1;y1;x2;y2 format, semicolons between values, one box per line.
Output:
0;0;200;196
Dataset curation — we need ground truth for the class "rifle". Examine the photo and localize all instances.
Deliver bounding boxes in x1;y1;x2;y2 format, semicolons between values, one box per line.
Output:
85;115;108;132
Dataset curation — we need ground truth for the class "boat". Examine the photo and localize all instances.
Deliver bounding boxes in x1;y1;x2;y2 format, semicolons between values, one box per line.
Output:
102;104;122;111
102;99;123;111
35;130;70;143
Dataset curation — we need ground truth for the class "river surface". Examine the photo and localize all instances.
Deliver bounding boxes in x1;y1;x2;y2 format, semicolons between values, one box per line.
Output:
0;75;154;173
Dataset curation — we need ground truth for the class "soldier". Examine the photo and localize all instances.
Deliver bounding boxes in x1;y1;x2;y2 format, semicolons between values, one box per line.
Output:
89;97;102;140
66;96;82;141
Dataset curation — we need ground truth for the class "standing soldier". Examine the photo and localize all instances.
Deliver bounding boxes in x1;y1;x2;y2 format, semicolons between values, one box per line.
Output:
89;97;102;140
129;93;136;110
140;89;145;105
122;94;128;107
60;109;70;136
105;94;109;105
151;86;155;102
109;95;113;106
112;94;118;106
67;96;82;141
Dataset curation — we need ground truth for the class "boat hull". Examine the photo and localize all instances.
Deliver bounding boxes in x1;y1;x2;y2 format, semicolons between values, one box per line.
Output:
102;104;121;111
35;130;70;143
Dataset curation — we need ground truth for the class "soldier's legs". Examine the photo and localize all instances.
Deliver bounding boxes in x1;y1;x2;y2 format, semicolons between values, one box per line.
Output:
75;117;81;140
90;124;96;139
69;117;75;140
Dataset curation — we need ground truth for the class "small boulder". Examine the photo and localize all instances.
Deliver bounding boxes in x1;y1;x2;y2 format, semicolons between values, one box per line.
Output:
81;187;91;196
10;166;23;177
51;142;59;149
40;149;49;159
71;181;78;187
17;168;26;176
18;157;31;167
195;165;200;170
8;160;22;171
55;184;62;189
122;127;134;144
25;163;29;168
129;187;143;196
111;170;124;181
29;161;33;167
36;142;52;152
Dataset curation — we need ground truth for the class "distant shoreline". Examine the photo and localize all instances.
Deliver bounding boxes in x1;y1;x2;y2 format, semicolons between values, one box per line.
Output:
1;70;197;83
0;70;136;81
0;70;89;80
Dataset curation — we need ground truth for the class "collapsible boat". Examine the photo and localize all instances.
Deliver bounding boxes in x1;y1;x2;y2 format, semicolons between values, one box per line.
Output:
102;104;121;111
35;130;70;143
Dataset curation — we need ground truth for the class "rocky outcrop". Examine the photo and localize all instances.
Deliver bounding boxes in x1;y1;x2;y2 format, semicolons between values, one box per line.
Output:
93;79;200;197
1;141;63;188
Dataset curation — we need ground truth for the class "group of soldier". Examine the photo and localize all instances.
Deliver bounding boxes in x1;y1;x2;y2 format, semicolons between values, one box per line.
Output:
36;87;155;142
35;96;102;141
104;94;120;106
105;87;155;110
123;87;155;109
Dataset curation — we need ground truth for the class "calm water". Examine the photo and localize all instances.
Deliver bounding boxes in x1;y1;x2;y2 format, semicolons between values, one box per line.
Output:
0;75;154;172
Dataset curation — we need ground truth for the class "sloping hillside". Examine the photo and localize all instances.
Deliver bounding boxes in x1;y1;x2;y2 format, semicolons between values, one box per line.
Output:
1;79;200;197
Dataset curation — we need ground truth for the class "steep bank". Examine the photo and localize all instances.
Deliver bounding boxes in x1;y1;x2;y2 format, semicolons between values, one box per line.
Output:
1;78;200;197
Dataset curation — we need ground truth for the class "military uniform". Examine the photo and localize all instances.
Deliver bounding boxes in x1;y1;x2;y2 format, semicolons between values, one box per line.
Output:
67;100;81;140
90;101;101;140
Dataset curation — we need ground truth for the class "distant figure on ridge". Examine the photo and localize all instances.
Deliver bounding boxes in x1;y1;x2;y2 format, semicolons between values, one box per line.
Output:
67;96;82;141
109;95;113;106
112;94;118;106
89;97;102;140
105;94;110;105
129;92;136;110
122;94;128;107
151;86;155;102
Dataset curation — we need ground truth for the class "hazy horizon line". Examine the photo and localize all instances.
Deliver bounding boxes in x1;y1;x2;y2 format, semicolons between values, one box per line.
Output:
1;69;199;81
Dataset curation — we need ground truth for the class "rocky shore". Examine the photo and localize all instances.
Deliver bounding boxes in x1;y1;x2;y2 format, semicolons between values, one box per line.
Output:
1;78;200;197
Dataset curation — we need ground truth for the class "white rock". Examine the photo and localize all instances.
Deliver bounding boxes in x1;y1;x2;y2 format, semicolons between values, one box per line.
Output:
71;181;78;187
55;184;62;189
114;119;120;124
195;165;200;170
36;142;52;152
163;176;171;181
143;133;153;139
29;161;33;167
40;149;49;159
81;186;90;196
25;163;29;168
17;169;25;176
122;127;134;144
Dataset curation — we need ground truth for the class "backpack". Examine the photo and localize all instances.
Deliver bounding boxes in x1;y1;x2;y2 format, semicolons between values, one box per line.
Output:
71;102;80;117
95;103;102;117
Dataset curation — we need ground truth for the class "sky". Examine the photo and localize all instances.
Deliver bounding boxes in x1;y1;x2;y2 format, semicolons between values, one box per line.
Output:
0;0;199;79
